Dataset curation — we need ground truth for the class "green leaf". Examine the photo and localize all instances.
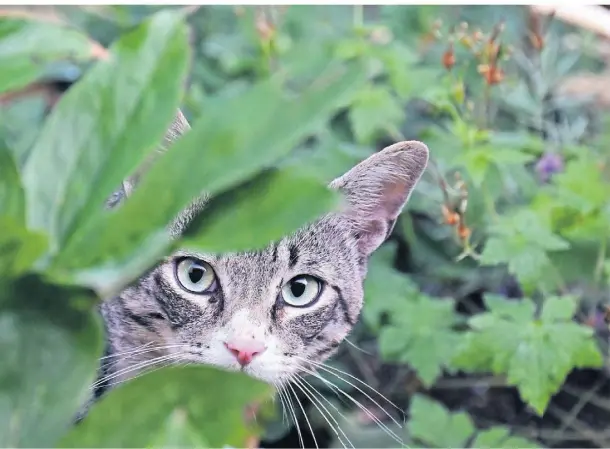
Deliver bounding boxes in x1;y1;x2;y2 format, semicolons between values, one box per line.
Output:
0;143;24;224
480;209;569;290
0;275;102;447
540;295;578;322
0;216;47;278
62;365;272;448
183;168;340;252
23;9;190;254
378;296;461;386
552;157;608;214
453;295;603;415
0;17;94;94
473;427;540;448
408;395;474;447
52;63;366;274
408;395;539;448
349;84;404;144
362;242;421;330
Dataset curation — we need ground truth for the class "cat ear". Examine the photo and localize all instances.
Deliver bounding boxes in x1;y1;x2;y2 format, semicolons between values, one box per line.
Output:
329;140;429;257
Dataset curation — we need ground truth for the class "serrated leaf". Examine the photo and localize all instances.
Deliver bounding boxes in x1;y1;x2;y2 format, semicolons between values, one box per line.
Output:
52;63;366;279
349;84;404;144
552;157;608;214
408;395;474;447
0;143;24;224
0;17;94;94
363;242;421;330
61;366;271;448
454;295;603;415
540;295;578;322
0;275;102;447
183;168;340;252
0;216;47;278
473;427;540;448
409;395;539;448
379;297;461;386
480;209;569;290
23;9;190;254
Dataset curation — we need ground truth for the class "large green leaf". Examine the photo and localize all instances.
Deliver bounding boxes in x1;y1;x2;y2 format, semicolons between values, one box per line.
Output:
0;217;47;278
0;143;24;224
51;63;365;274
0;17;94;94
0;276;102;447
61;365;272;448
22;9;190;254
183;167;340;252
453;295;603;415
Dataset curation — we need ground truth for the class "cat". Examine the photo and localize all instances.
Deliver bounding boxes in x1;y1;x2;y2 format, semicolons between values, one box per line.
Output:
82;110;429;423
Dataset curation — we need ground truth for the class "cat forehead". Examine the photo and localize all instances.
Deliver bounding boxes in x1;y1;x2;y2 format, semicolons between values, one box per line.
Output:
173;215;357;276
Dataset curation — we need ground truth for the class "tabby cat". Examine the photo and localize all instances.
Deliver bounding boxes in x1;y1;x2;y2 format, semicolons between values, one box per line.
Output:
84;111;429;431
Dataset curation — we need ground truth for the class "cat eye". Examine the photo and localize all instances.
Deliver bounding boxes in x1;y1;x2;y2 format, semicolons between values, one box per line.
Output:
281;275;322;307
175;258;217;293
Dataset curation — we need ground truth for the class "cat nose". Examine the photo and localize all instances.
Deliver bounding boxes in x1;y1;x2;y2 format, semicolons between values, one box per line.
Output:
224;339;266;366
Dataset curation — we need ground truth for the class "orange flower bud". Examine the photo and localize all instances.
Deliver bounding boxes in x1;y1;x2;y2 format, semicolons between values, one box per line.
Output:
442;45;455;70
478;64;504;85
457;224;471;241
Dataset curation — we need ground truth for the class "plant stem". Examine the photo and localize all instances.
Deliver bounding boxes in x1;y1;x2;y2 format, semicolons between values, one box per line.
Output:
594;235;607;284
353;5;364;30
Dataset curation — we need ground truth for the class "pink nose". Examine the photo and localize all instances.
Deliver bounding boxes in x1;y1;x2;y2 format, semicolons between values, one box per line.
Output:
224;339;266;366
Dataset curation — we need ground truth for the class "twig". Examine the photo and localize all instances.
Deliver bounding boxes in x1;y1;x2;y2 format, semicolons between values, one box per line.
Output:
432;374;508;390
546;403;610;448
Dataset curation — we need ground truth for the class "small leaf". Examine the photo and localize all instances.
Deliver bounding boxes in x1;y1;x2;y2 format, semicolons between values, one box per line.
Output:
349;84;404;144
408;395;474;448
0;17;95;94
23;9;190;254
408;395;539;448
540;295;578;322
0;216;47;278
379;297;461;386
363;242;421;330
183;168;341;252
0;275;102;447
473;427;540;448
62;365;271;448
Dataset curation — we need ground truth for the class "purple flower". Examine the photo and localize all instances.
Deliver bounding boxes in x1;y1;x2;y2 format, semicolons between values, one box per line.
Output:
535;152;564;182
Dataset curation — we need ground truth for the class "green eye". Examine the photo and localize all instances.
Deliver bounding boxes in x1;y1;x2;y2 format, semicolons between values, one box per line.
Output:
281;275;322;307
176;258;217;293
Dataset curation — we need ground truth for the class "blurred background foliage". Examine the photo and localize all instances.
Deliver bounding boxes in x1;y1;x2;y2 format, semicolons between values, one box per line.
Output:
2;4;610;448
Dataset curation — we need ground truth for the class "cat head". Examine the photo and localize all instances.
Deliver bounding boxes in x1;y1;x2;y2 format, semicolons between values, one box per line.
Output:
113;114;428;385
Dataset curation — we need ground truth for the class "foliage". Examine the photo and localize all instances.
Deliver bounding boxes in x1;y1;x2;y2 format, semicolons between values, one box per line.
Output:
2;4;610;449
453;294;603;414
0;7;360;447
407;395;539;448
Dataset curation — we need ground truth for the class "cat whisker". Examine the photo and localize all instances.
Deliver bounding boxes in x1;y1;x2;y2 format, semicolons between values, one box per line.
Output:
344;338;373;356
280;384;305;449
293;375;353;449
287;382;318;449
92;353;185;389
298;366;404;446
272;381;289;425
99;343;190;361
103;354;188;389
296;355;404;416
